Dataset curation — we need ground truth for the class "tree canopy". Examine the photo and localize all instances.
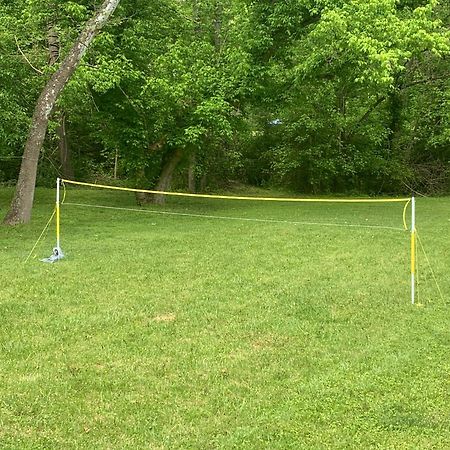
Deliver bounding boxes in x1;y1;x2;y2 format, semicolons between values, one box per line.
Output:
1;0;449;215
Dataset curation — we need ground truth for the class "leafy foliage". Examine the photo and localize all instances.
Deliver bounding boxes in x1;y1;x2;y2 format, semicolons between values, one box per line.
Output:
1;0;450;193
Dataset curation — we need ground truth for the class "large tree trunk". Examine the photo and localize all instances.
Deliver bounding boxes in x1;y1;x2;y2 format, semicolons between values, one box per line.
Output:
48;24;59;65
153;149;183;205
134;138;166;205
3;0;121;225
135;168;149;205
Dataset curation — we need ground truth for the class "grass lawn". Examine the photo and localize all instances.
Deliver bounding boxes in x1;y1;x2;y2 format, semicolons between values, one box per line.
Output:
0;186;449;449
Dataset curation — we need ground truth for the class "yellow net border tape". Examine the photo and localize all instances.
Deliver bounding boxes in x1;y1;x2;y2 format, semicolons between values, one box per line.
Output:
403;198;411;231
61;179;411;204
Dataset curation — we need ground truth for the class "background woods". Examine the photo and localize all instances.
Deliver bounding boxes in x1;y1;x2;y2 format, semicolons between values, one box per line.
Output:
1;0;449;221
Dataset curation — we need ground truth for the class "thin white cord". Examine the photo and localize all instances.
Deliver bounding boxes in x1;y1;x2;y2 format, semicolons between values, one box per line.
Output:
63;202;406;232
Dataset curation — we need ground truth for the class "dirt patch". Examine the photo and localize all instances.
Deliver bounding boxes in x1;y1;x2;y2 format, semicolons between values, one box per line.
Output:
153;313;176;323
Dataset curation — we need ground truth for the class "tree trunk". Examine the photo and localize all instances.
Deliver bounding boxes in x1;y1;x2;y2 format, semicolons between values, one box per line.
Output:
153;149;183;205
135;138;167;205
135;168;149;205
3;0;121;225
193;0;200;34
214;2;223;49
388;90;402;153
113;148;119;179
48;25;59;65
56;112;74;179
188;152;196;193
337;89;347;151
186;1;200;195
200;173;207;192
48;25;74;180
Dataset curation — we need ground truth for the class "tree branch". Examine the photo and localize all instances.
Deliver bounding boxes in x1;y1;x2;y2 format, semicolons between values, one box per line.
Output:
15;35;44;75
401;76;447;89
352;75;447;132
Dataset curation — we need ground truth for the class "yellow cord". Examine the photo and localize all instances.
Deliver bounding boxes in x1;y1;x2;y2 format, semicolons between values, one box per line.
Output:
24;209;56;263
61;179;67;204
416;230;445;303
402;198;411;231
61;179;411;203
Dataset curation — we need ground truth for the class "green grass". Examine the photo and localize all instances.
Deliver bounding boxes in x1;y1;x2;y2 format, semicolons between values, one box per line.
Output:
0;187;449;449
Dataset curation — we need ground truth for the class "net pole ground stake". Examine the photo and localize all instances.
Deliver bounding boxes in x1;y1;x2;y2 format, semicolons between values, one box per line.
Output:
411;196;416;305
56;177;61;249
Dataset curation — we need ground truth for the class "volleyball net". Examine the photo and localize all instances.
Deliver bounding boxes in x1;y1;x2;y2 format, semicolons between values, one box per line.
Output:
38;177;419;303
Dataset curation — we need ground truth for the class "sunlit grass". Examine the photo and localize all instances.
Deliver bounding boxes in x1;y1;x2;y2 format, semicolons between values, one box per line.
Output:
0;187;449;449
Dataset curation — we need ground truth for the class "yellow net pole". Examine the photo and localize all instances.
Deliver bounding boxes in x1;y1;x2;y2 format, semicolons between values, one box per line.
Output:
411;197;416;305
56;177;61;249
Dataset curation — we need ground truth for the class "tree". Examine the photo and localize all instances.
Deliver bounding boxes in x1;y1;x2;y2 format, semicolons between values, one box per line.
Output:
1;0;448;199
3;0;121;225
0;1;42;181
82;0;252;203
243;0;450;193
